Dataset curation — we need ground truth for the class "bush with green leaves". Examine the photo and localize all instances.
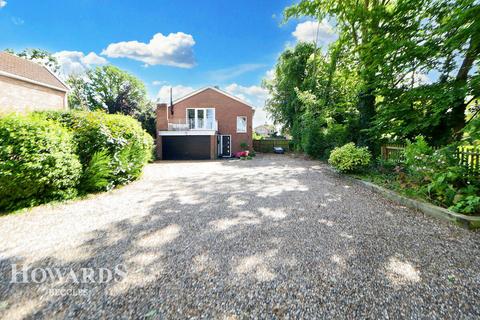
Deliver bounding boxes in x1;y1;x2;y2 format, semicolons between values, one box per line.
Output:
79;150;113;192
39;111;153;188
328;143;372;172
398;137;480;214
0;114;82;211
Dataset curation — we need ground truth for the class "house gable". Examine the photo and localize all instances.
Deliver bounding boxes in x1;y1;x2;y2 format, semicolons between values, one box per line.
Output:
173;87;255;111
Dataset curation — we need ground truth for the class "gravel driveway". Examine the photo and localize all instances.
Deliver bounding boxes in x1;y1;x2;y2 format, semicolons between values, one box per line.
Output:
0;154;479;319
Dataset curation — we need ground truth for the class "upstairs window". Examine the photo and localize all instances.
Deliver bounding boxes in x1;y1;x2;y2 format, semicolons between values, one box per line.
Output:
187;108;215;129
237;116;247;133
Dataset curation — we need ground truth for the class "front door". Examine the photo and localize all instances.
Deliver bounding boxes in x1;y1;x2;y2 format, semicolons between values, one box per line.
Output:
220;135;231;157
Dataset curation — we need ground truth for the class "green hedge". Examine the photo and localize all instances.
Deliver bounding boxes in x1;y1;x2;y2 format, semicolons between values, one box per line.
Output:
38;110;153;189
0;114;82;210
0;111;153;212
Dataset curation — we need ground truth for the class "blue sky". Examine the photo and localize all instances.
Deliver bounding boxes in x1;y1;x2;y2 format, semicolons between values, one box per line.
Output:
0;0;336;125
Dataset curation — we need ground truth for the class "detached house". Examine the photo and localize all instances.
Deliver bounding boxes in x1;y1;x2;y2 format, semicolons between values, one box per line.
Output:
156;86;254;160
0;52;68;113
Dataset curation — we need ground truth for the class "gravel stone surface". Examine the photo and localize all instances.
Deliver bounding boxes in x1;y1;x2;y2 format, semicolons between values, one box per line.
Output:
0;154;479;319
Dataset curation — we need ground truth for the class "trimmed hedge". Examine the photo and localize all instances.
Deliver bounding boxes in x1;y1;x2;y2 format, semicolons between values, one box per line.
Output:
0;114;82;210
0;111;153;212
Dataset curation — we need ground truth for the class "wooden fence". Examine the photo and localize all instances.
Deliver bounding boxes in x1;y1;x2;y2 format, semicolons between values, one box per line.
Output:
253;139;292;153
381;144;480;174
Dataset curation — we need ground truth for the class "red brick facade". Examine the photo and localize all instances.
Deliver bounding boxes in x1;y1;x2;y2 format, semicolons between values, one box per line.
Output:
156;88;254;159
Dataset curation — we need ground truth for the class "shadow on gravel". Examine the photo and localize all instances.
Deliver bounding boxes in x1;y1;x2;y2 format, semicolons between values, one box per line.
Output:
1;155;479;318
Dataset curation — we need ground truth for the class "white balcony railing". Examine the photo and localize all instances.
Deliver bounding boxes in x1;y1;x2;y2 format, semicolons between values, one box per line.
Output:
167;119;218;131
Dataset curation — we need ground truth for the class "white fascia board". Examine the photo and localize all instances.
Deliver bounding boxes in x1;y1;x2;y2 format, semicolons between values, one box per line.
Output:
0;70;68;92
158;130;216;136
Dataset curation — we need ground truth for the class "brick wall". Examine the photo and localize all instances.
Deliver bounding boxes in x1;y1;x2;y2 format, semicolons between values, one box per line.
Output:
0;75;66;114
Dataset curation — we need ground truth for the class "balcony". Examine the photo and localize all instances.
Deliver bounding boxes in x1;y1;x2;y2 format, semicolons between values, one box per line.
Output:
167;119;218;131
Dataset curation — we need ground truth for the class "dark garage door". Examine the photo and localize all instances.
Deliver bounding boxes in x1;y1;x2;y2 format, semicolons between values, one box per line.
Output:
162;136;211;160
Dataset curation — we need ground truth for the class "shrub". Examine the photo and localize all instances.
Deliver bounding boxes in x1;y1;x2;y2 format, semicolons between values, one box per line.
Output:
79;150;113;192
328;142;371;172
39;111;153;187
302;117;350;159
378;137;480;214
240;141;249;150
0;114;82;211
404;136;433;168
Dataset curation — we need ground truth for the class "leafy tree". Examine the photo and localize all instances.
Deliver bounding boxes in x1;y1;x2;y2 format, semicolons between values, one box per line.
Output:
284;0;393;150
281;0;479;149
264;40;360;158
371;0;479;145
67;65;156;136
4;48;60;73
263;42;316;146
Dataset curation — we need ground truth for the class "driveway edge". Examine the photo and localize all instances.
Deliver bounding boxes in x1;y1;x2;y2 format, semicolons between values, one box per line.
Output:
323;166;480;230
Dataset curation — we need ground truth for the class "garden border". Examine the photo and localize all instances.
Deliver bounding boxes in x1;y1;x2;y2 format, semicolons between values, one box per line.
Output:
323;166;480;230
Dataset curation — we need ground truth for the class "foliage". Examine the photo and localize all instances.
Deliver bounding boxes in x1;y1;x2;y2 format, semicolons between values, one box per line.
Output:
263;42;316;145
38;111;153;187
264;41;359;158
253;132;263;140
450;194;480;215
240;142;249;150
404;136;433;168
66;65;156;136
78;150;113;193
328;143;371;173
365;138;480;215
0;114;82;211
272;0;479;152
400;139;478;211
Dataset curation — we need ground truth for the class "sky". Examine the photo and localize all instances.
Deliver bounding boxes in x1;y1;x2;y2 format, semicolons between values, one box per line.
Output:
0;0;337;126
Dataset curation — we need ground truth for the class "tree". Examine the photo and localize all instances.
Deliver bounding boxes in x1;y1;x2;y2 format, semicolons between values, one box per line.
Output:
284;0;393;151
67;65;156;136
263;42;316;146
264;39;360;158
5;48;60;73
283;0;479;148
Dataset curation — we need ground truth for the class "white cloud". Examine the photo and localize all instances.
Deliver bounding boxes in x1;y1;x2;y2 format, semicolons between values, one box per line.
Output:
0;0;7;8
156;85;195;103
208;64;265;82
53;51;107;78
292;20;337;47
82;52;108;65
224;83;271;127
102;32;196;68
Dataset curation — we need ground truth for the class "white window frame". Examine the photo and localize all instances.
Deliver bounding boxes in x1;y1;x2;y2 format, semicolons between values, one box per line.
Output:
186;108;215;130
237;116;247;133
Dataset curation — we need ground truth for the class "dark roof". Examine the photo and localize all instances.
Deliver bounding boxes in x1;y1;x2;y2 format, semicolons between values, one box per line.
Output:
0;51;68;91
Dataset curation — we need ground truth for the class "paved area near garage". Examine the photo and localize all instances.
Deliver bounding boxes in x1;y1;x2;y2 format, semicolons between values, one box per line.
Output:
0;154;479;319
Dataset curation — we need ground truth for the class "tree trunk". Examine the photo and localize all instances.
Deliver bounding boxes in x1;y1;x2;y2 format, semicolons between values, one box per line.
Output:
357;86;376;150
